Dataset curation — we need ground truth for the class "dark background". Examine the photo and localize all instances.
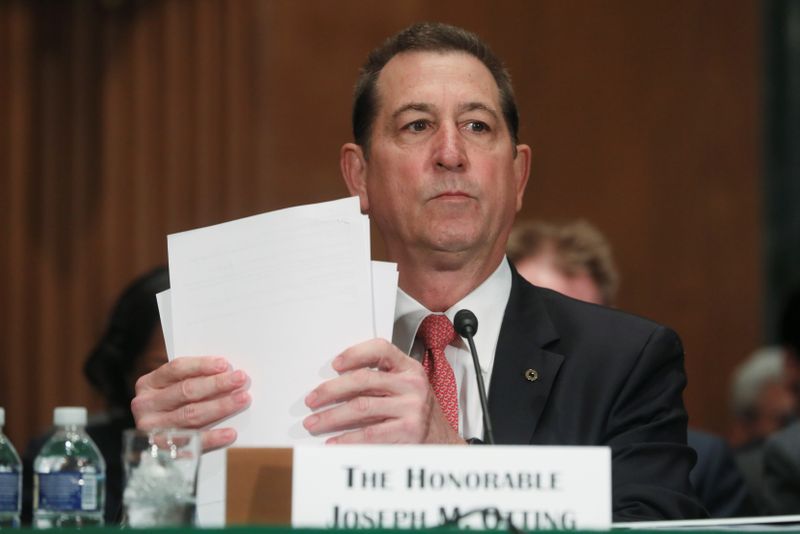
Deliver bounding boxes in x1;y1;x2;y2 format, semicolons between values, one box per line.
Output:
1;0;798;454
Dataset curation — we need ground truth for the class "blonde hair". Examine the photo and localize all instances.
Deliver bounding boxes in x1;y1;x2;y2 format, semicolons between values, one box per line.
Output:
507;220;620;305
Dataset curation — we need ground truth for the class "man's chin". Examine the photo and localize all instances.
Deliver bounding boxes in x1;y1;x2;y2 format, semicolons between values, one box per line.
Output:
425;227;478;251
423;233;489;265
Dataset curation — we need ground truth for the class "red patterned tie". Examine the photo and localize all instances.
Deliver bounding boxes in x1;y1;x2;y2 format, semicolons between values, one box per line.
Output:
417;314;458;432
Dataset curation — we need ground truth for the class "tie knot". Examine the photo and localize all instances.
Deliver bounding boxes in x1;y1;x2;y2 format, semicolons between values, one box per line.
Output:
417;314;456;352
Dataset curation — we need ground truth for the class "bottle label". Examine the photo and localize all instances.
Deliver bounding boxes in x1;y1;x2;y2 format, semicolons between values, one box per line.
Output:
37;472;99;512
0;472;20;512
80;474;97;511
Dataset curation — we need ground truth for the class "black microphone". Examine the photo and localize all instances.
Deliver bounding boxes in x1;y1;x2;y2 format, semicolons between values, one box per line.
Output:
454;309;495;444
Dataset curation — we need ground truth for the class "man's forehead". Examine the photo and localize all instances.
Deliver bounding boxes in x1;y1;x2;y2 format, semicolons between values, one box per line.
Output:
374;50;502;113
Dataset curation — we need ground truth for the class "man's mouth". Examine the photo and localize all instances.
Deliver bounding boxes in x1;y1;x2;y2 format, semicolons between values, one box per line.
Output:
433;191;472;200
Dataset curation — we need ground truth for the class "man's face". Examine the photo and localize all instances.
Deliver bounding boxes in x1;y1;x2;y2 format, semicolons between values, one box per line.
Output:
342;51;530;268
752;380;797;439
515;250;606;306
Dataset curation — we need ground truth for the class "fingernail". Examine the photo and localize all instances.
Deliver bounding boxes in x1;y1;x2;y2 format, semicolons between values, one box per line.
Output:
303;414;319;429
221;428;236;440
213;358;228;372
234;391;250;405
305;390;318;407
231;369;246;386
325;436;338;445
332;355;343;370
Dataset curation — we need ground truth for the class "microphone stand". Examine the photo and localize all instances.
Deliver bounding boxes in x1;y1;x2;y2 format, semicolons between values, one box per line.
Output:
454;309;495;444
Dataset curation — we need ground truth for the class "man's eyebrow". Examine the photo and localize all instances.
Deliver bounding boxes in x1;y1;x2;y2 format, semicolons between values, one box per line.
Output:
392;103;434;119
390;101;499;119
458;102;500;119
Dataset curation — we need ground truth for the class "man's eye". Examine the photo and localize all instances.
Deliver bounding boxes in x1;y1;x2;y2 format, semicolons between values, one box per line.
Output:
405;120;429;132
466;121;489;133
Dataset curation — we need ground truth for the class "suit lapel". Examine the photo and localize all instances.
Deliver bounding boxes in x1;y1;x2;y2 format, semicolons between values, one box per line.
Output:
489;267;564;444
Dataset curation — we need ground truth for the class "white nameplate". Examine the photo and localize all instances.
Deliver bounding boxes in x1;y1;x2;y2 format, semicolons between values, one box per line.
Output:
292;444;611;530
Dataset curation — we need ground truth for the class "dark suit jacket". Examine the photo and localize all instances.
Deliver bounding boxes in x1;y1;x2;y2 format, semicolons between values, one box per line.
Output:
762;421;800;514
688;428;754;517
488;268;707;521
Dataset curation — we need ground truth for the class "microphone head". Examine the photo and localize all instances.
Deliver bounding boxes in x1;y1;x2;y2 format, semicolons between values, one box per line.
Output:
454;309;478;338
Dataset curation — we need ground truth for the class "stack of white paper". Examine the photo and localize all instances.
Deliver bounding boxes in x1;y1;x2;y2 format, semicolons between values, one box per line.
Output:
157;197;398;525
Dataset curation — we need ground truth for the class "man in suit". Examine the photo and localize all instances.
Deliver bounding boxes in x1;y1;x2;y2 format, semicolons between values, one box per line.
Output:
132;22;705;520
507;219;753;517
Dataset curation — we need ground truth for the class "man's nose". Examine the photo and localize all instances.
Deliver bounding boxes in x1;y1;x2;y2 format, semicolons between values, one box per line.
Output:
433;123;467;172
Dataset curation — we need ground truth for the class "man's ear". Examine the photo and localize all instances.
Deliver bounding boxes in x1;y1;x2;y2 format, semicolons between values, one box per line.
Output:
340;143;370;214
513;144;532;212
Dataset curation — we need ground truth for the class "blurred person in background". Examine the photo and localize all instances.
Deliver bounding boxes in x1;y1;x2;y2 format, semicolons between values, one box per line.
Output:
22;266;170;524
506;220;619;307
762;422;800;514
761;287;800;514
508;220;754;517
728;346;796;513
730;346;797;449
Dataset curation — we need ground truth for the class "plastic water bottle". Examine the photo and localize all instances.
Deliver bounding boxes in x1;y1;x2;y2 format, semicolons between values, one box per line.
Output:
0;408;22;528
33;407;106;528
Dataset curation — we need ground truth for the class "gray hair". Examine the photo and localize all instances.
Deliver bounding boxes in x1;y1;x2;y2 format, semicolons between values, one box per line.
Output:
730;346;786;417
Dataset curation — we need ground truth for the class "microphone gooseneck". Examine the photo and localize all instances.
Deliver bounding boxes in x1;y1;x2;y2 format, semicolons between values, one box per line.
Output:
454;309;495;444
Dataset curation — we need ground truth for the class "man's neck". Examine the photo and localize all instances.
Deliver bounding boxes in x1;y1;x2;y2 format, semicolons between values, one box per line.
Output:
395;250;505;312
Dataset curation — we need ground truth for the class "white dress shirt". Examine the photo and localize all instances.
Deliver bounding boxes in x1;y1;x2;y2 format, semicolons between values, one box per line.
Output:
392;257;512;440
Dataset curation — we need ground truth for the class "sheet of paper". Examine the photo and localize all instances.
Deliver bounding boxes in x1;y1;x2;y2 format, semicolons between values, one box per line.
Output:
155;289;174;361
159;261;397;361
166;197;397;526
371;261;399;340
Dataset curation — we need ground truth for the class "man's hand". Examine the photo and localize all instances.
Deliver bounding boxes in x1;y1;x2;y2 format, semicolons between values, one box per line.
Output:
302;338;465;445
131;356;251;452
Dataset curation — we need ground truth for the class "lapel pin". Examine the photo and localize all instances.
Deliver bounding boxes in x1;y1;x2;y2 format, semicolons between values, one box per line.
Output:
524;368;539;382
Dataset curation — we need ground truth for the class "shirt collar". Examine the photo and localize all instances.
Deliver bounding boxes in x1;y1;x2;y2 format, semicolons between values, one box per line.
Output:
392;257;513;372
